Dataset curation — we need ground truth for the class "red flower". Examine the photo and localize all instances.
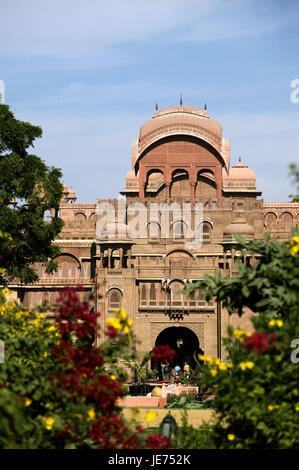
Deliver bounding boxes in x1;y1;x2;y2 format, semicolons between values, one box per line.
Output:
243;331;277;354
145;434;172;449
151;345;177;364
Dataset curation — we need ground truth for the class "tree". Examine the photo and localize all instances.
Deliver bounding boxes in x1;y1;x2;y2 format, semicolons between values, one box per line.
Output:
0;104;63;284
289;162;299;202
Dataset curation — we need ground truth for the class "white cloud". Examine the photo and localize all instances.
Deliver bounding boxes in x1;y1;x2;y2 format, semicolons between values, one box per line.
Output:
17;107;299;203
0;0;203;56
1;0;298;58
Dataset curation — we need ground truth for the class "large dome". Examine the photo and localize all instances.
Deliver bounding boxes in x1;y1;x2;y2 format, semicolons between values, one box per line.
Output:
137;105;226;166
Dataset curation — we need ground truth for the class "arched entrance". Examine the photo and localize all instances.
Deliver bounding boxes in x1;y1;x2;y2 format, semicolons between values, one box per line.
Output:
153;326;203;370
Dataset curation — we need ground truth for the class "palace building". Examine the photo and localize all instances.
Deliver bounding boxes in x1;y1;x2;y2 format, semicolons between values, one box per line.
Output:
11;104;299;364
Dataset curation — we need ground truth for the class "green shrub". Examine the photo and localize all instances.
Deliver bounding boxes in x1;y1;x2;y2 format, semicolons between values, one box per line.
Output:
185;233;299;448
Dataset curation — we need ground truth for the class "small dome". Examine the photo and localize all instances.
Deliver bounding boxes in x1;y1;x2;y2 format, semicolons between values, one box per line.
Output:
67;187;77;200
225;159;256;182
126;170;138;181
223;219;255;241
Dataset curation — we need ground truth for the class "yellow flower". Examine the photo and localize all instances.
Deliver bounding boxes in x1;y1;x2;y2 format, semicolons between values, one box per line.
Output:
2;287;12;295
268;405;279;411
238;388;246;393
219;363;227;371
43;351;48;358
239;362;254;371
87;409;95;421
24;398;32;406
287;236;299;255
268;319;283;328
295;406;299;412
43;417;55;430
47;325;56;332
210;369;217;377
145;411;157;422
110;375;116;381
226;363;233;368
227;434;235;441
107;317;122;330
75;413;83;419
118;309;127;321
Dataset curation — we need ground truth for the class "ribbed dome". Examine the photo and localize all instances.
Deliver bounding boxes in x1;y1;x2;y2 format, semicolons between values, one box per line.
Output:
223;219;255;238
138;105;223;157
224;160;256;182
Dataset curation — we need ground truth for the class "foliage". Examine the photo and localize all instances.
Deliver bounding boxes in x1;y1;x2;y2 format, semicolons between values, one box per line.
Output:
0;103;64;284
171;413;216;449
0;287;171;449
185;233;299;448
289;162;299;202
124;352;154;384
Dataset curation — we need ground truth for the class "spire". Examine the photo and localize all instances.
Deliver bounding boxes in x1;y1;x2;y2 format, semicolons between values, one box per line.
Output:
239;156;241;162
155;103;158;111
180;94;183;106
204;103;207;110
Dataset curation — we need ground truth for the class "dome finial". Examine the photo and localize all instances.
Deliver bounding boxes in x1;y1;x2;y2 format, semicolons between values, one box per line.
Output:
180;93;183;106
239;156;241;162
155;103;158;111
204;103;207;110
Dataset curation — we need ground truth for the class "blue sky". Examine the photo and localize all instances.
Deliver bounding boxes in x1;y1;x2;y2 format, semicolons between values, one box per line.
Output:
0;0;299;203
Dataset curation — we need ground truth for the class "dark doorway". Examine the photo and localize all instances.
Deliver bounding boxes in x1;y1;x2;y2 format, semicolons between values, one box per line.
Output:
153;326;202;370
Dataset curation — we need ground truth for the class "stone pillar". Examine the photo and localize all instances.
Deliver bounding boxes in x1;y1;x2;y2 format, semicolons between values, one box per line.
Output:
139;165;146;198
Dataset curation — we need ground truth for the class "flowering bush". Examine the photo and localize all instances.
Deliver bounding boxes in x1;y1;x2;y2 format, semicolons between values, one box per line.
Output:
0;287;171;449
186;232;299;448
151;344;177;364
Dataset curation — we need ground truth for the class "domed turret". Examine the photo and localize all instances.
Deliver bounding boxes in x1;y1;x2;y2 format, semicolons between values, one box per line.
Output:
223;219;255;243
66;187;77;202
223;158;256;190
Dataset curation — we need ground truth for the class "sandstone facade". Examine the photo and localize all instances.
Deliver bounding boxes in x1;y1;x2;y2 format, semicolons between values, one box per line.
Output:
9;105;299;364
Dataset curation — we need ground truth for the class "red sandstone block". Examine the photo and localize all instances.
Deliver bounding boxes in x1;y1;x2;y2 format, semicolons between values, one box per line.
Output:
118;397;167;407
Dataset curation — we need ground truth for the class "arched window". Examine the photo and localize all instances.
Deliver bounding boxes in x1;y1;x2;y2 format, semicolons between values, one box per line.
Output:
281;212;293;231
140;284;147;306
149;283;156;306
108;289;121;310
62;262;68;278
173;220;186;239
70;262;77;278
148;222;160;240
171;281;184;306
202;223;212;242
265;213;277;230
74;212;86;223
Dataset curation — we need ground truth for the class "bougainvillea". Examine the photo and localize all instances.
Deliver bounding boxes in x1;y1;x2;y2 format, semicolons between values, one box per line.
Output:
0;286;171;449
151;345;177;364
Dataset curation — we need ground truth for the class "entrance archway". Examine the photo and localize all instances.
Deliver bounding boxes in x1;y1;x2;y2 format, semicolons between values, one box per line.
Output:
153;326;203;370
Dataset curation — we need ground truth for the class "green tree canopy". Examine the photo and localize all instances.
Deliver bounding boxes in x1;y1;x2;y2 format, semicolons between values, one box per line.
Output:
0;104;63;284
